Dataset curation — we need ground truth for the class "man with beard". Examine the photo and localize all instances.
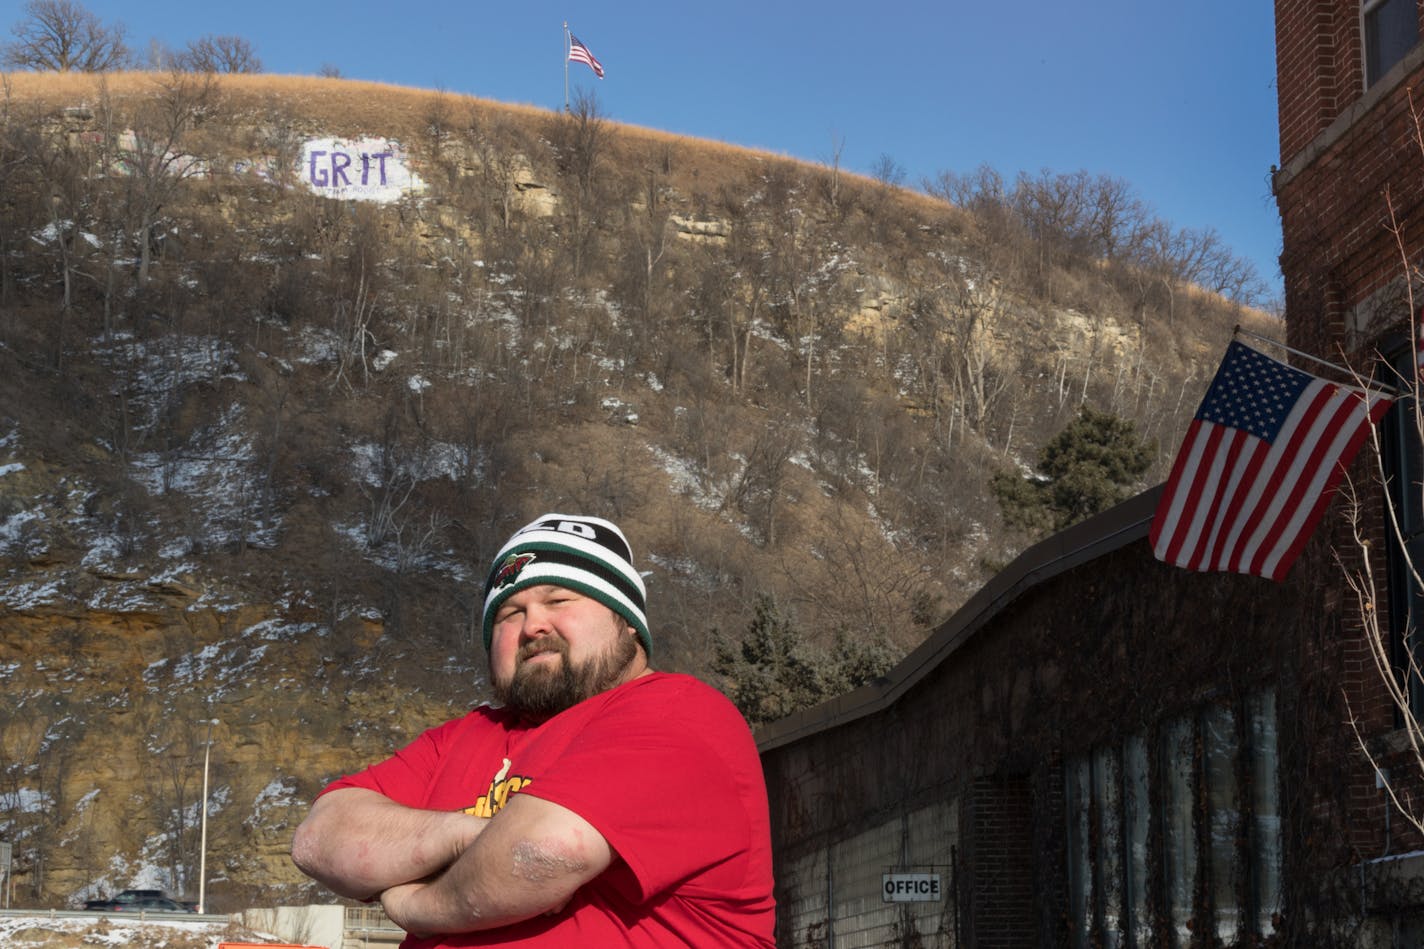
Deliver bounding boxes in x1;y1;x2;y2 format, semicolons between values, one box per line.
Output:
291;513;776;947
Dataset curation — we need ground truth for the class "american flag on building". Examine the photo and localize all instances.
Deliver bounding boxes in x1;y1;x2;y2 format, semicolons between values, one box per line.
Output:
1150;340;1392;581
568;33;604;78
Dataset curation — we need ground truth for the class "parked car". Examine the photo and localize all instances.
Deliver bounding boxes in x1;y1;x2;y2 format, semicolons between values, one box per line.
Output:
84;889;194;912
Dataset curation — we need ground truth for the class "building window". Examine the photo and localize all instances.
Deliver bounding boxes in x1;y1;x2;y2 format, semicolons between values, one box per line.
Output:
1203;706;1243;943
1381;341;1424;714
1065;691;1280;946
1093;745;1124;946
1066;756;1091;949
1160;715;1197;948
1122;736;1150;946
1364;0;1420;87
1065;749;1128;949
1248;691;1283;933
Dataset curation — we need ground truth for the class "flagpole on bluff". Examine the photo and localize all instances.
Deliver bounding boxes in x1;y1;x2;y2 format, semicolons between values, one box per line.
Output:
563;21;570;113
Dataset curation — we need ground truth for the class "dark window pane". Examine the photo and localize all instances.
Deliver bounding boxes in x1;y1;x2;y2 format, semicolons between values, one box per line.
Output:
1093;746;1124;948
1161;716;1197;948
1123;736;1151;948
1066;756;1092;949
1249;690;1282;937
1380;345;1424;714
1204;706;1242;942
1366;0;1420;86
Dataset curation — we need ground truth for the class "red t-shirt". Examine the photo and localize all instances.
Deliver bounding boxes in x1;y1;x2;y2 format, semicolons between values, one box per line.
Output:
323;672;776;947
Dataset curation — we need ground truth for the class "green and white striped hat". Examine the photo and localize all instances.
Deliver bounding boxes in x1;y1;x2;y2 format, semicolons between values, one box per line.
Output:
481;513;650;654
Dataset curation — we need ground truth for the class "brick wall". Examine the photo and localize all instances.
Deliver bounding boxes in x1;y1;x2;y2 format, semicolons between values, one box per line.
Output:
1276;2;1424;345
964;775;1033;948
1274;0;1347;158
1275;0;1424;862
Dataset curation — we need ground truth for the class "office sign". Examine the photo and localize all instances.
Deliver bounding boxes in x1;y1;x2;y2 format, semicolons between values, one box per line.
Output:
882;872;942;902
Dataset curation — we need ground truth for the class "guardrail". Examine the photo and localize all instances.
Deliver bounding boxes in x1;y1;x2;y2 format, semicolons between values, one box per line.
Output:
342;906;402;931
339;906;405;949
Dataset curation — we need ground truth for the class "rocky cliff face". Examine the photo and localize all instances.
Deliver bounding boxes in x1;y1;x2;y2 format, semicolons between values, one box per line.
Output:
1;559;473;907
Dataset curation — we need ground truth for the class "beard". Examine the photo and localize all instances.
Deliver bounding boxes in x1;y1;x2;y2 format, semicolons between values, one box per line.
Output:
494;628;640;720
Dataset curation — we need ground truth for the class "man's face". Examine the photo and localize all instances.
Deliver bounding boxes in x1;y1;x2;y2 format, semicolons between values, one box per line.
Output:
489;584;642;719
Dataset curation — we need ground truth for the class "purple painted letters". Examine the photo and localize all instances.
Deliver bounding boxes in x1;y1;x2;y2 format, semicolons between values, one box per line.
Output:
308;148;395;187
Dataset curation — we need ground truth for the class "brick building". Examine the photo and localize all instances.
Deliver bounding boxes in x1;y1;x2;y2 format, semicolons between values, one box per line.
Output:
1274;0;1424;895
755;3;1424;945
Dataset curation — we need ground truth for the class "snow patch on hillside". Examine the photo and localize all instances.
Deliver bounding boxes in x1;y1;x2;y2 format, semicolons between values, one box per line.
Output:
647;444;721;512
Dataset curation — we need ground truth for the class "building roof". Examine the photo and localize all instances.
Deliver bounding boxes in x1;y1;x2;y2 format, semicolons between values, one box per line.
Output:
755;485;1163;752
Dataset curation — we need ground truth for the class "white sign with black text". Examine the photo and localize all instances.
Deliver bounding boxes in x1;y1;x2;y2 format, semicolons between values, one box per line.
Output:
882;872;942;903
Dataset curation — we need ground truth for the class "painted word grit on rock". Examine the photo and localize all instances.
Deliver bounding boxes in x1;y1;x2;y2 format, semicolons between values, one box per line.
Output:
301;137;425;202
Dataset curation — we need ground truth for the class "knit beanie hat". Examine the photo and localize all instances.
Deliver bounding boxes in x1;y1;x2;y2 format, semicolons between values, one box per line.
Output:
481;513;650;654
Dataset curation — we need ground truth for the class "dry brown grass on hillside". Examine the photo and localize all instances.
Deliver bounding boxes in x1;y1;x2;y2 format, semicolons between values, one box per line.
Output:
2;70;950;216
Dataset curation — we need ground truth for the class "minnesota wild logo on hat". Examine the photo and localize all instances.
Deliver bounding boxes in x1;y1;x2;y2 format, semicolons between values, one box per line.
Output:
491;552;537;591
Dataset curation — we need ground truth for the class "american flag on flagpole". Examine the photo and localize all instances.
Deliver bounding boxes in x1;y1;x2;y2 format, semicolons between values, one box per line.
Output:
568;33;604;78
1150;340;1393;581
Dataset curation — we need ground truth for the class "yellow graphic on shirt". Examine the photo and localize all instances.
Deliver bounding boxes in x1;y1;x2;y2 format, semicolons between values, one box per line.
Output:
463;757;534;818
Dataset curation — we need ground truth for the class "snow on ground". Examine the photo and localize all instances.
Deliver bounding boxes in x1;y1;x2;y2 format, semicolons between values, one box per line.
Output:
646;443;722;512
645;553;729;593
0;787;51;814
0;912;283;948
349;439;470;486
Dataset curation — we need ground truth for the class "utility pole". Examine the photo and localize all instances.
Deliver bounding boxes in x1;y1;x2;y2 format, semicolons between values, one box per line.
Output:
197;718;217;914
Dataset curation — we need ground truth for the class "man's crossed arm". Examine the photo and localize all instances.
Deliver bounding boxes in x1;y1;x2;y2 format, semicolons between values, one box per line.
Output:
291;787;614;935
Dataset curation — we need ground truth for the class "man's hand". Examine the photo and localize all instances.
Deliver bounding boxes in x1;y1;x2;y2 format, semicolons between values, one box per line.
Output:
291;788;486;900
380;881;434;937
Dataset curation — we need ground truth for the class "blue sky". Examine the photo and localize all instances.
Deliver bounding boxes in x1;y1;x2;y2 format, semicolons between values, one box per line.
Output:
10;0;1283;300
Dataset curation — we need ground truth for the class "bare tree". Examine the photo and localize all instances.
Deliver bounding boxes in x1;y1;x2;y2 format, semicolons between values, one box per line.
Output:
549;88;610;277
724;420;799;547
119;70;218;284
0;73;29;311
0;690;82;900
926;164;1026;264
931;163;1267;307
423;89;454;166
1342;127;1424;839
471;117;523;231
824;131;846;211
870;152;906;189
12;106;103;368
178;34;261;74
142;37;178;71
134;696;213;896
1082;174;1147;259
709;218;771;398
761;169;848;408
2;0;129;72
949;261;1017;436
630;165;670;323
